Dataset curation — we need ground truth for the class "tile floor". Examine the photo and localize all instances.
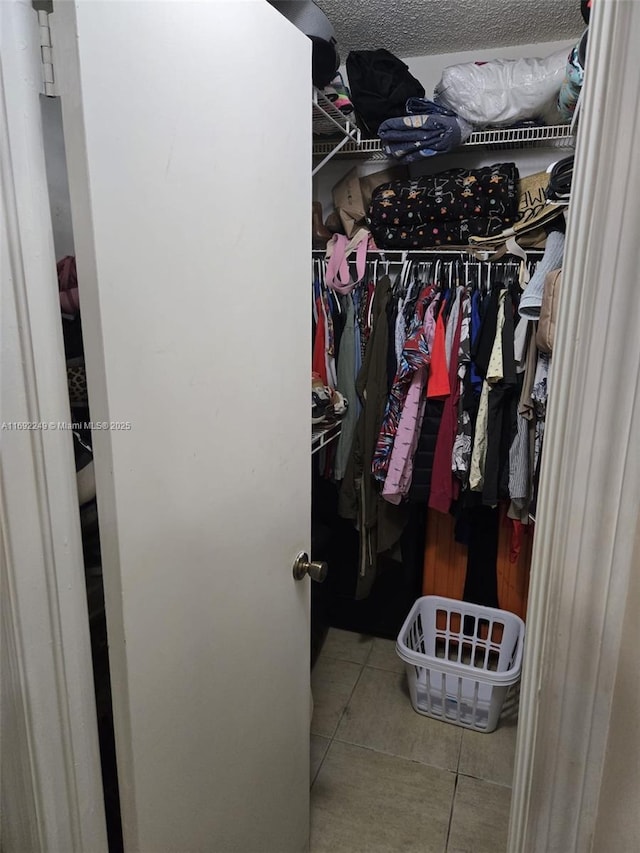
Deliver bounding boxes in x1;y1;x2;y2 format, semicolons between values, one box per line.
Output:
310;628;518;853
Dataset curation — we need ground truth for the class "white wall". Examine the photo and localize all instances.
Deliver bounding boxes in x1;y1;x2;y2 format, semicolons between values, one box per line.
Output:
592;526;640;851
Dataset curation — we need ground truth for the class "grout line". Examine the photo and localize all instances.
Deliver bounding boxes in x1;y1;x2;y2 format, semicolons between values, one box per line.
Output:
362;661;405;674
456;727;464;774
328;736;459;775
456;769;514;790
316;653;372;666
362;636;374;666
309;736;331;790
444;773;459;852
330;650;466;777
319;660;367;743
330;732;459;778
336;661;367;728
310;653;368;790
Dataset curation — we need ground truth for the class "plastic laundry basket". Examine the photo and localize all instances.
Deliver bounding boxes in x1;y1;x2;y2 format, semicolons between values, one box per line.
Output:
396;596;525;733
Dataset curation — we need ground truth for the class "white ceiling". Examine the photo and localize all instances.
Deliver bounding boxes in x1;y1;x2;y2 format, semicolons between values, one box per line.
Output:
316;0;584;59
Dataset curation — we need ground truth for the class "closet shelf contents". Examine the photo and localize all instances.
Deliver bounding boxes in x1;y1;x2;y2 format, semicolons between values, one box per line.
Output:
312;124;575;162
312;421;342;455
312;87;361;175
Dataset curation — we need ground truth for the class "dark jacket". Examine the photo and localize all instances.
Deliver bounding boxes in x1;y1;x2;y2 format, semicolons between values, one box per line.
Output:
409;400;444;503
339;276;407;598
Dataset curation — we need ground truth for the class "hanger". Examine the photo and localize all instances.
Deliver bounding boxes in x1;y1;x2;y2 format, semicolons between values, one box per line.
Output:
509;260;519;288
400;257;413;297
397;251;409;293
433;259;441;289
366;277;376;331
412;260;422;292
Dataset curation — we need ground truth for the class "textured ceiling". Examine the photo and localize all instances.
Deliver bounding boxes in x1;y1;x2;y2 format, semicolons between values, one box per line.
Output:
316;0;584;58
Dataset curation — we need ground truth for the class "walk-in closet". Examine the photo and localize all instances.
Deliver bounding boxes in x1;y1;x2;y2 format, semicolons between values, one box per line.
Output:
306;4;577;845
2;1;639;852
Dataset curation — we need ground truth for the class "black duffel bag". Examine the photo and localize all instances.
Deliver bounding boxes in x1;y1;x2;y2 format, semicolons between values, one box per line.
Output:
346;49;425;136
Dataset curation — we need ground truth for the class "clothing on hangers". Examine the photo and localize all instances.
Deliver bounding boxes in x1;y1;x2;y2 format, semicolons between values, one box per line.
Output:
315;249;553;601
382;293;440;503
482;290;518;507
451;292;472;488
334;294;359;481
312;277;329;386
338;275;408;599
372;285;433;485
429;288;464;513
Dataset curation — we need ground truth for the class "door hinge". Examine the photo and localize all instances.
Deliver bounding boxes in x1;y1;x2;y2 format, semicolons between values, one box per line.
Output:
37;9;57;97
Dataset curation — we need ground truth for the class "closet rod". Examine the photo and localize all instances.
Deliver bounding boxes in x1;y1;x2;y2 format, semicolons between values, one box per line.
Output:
312;247;545;257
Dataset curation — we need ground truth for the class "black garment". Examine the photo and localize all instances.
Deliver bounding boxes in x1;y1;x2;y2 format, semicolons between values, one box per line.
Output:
409;399;445;503
472;287;501;377
386;296;398;393
483;292;518;506
462;505;500;608
346;49;425;136
331;291;346;363
62;314;84;361
339;276;408;599
483;386;513;506
356;283;370;362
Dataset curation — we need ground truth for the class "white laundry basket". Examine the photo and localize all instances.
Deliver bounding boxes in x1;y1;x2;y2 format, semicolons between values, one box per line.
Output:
396;596;525;733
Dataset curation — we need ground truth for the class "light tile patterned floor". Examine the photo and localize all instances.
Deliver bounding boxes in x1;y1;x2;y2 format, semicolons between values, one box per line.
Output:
310;628;517;853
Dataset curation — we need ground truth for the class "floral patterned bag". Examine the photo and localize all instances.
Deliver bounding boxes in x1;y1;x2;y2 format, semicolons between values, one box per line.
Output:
367;163;519;248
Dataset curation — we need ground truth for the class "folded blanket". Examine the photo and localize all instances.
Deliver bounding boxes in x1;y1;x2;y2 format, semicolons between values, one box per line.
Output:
378;107;473;162
404;97;459;117
378;114;463;145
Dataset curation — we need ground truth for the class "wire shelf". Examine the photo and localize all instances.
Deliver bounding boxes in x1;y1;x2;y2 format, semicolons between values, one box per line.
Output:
312;88;358;137
465;124;575;148
311;420;342;455
312;88;361;175
312;124;575;161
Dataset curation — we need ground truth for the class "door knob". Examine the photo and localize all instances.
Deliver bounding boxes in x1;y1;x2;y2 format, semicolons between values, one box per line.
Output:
292;552;328;583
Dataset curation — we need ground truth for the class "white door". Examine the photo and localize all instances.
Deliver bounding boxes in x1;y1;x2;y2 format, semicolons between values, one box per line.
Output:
52;2;312;851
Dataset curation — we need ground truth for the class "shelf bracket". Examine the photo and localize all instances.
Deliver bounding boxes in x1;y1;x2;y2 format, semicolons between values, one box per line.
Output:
312;87;361;174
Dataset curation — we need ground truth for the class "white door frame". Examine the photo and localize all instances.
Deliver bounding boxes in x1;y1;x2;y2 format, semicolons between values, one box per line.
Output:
2;0;638;850
0;1;107;850
508;0;640;849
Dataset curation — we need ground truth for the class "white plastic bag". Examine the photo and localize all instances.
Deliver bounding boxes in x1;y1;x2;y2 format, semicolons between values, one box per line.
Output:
434;49;568;128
